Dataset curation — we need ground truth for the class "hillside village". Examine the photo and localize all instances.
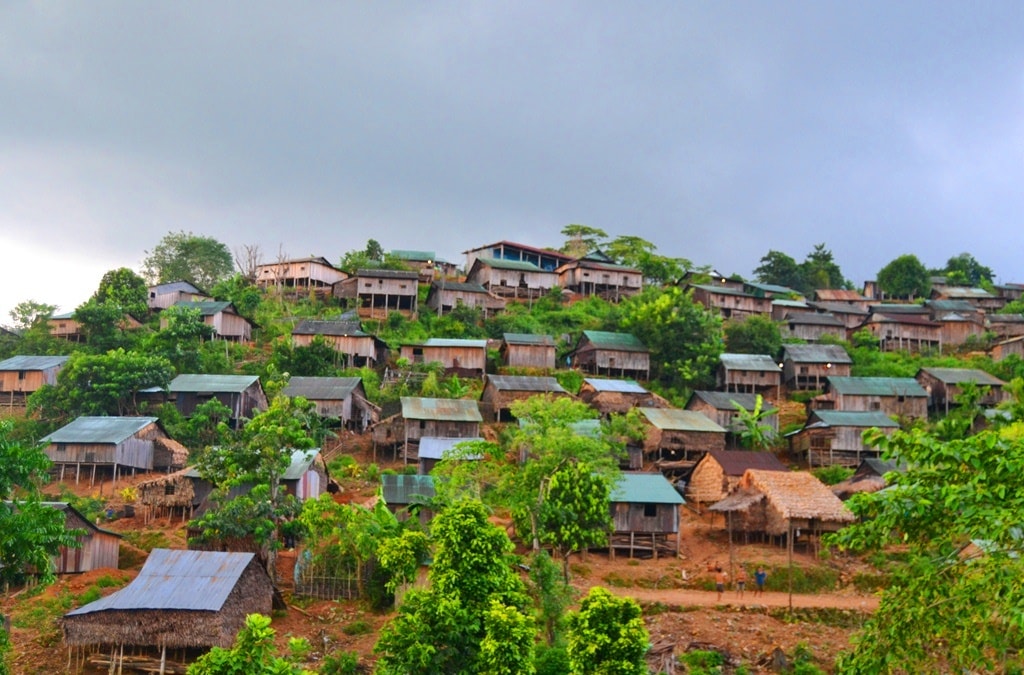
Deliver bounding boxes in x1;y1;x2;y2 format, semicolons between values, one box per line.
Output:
2;231;1024;674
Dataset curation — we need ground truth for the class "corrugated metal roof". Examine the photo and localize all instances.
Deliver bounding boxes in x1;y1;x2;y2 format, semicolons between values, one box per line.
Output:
771;299;810;309
65;549;258;615
785;313;844;327
640;408;727;433
150;280;204;294
419;338;488;349
782;344;853;364
418;437;485;460
503;333;555;346
43;416;159;445
35;502;122;537
918;367;1005;386
719;353;780;372
611;473;685;504
281;377;361;400
827;377;927;397
927;299;977;312
690;283;756;298
291;319;368;337
390;249;435;261
705;450;787;475
584;378;648;394
809;410;899;428
433;281;489;293
807;302;868;316
868;314;938;327
283;448;320;480
938;287;996;299
400;397;483;422
868;303;929;314
173;300;232;316
814;289;868;302
169;374;260;393
356;268;419;280
745;281;799;296
486;375;566;393
0;355;69;371
580;331;647;352
689;391;763;411
381;474;436;504
477;257;544;272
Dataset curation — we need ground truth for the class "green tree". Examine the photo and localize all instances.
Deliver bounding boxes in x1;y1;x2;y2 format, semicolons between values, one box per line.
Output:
561;224;608;258
28;349;174;427
938;252;994;287
479;600;538;675
724;315;782;356
800;243;847;292
188;613;313;675
731;394;778;450
92;267;149;319
828;423;1024;672
374;500;533;674
565;587;650;674
618;286;723;391
527;550;573;647
147;305;215;372
73;299;142;352
876;253;931;299
143;230;234;290
538;462;613;582
604;235;656;268
269;336;340;377
753;250;803;290
7;300;57;332
209;274;263;320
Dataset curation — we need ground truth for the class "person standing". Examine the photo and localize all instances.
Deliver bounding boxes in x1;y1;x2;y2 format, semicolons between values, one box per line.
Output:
714;565;728;601
735;566;748;598
754;566;768;597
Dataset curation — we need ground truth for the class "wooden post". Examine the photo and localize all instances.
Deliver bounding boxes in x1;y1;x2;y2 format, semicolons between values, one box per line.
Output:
159;644;166;675
787;521;794;613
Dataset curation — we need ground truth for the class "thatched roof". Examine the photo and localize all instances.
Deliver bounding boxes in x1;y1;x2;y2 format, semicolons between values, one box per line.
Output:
739;469;855;523
153;437;190;467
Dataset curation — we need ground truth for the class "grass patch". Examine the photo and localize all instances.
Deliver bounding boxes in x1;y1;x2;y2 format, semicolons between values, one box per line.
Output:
769;607;869;628
679;649;725;674
602;571;632;588
342;619;372;636
12;589;76;647
121;530;171;552
852;571;888;593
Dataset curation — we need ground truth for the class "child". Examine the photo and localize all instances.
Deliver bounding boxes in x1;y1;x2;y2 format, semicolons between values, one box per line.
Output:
754;566;768;597
735;566;748;598
714;565;728;601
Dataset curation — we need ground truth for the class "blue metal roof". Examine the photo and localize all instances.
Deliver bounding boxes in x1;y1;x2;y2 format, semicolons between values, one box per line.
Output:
0;355;69;371
42;417;159;445
583;378;648;394
418;437;485;460
611;473;685;504
66;549;258;615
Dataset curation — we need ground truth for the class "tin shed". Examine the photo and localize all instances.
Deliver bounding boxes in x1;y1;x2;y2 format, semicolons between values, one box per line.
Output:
609;472;685;559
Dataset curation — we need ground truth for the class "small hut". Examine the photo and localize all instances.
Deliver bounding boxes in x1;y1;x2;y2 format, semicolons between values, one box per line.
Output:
915;367;1008;414
685;450;787;508
821;376;928;420
398;397;483;463
164;301;253;341
500;333;556;370
685;391;779;443
717;353;782;397
0;355;69;402
135;468;209;524
479;375;569;421
570;331;650;380
42;416;176;486
832;458;906;500
781;344;853;391
290;318;387;368
381;474;436;524
578;378;661;415
280;376;380;430
782;312;846;342
398;338;488;377
62;549;273;669
609;473;685;559
424;281;506;317
787;410;899;467
47;502;122;574
638;408;727;469
147;281;209;311
168;374;268;427
992;336;1024;362
417;437;485;474
333;269;420;319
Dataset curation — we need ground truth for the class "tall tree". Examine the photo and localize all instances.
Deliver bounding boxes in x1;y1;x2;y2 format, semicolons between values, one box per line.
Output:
753;250;803;290
800;243;847;292
92;267;149;319
73;299;141;352
537;461;613;582
142;230;234;290
565;587;650;674
560;224;607;258
939;252;994;287
7;300;57;332
724;315;782;356
877;253;931;299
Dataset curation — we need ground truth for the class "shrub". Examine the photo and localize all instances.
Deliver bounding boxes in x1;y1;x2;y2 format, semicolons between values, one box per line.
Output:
320;650;359;675
680;649;725;674
342;619;372;636
811;465;853;486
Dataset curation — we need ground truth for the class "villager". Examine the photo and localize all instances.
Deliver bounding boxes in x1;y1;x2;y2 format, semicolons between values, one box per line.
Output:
755;566;768;596
735;566;748;598
715;565;728;601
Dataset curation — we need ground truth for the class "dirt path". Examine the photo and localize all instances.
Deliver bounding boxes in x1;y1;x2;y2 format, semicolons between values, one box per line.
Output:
596;584;879;611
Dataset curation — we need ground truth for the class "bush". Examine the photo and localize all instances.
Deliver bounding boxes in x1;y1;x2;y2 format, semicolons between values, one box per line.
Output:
811;465;853;486
342;619;372;636
320;650;360;675
680;649;725;674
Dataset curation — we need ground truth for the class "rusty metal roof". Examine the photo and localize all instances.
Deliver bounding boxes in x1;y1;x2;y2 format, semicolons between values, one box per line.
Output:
65;549;258;615
640;408;726;433
400;397;483;422
43;416;159;445
281;377;361;400
0;355;69;371
611;473;685;504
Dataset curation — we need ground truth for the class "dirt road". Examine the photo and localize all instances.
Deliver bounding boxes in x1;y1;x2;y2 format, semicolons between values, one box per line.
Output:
596;585;879;611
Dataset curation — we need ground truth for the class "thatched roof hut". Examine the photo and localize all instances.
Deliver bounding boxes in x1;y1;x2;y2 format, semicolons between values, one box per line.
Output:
135;468;209;524
686;450;786;508
62;549;273;664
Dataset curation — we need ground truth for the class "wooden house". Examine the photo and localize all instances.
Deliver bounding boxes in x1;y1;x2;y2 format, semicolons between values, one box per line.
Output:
500;333;556;370
915;367;1008;413
930;286;1006;312
992;336;1024;362
685;391;779;442
806;301;869;330
48;311;143;342
136;468;211;524
925;299;985;323
399;338;488;377
147;281;208;311
480;375;569;422
45;502;121;574
578;378;660;415
771;299;813;321
638;408;727;465
291;318;387;367
424;281;506;317
813;289;871;309
832;458;906;500
935;313;986;347
744;281;801;300
168;374;268;427
781;344;852;390
859;313;941;353
0;355;68;401
62;549;273;665
389;250;455;279
689;284;771;320
256;256;348;294
995;283;1024;303
820;376;928;420
42;416;180;485
685;450;787;508
397;397;483;462
164;301;253;342
465;257;559;300
782;312;846;342
555;254;643;302
333;269;420;319
717;353;782;397
709;469;855;543
570;331;650;380
987;314;1024;340
608;473;685;559
463;240;572;273
787;410;899;467
417;436;485;475
381;474;436;524
280;376;379;430
280;448;329;502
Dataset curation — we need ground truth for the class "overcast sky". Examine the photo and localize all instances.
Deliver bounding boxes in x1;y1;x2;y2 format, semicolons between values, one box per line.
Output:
2;2;1023;322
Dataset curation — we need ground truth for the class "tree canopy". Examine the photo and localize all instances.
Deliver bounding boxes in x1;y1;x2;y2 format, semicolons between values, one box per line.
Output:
936;252;994;287
724;315;782;356
92;267;149;319
876;253;931;299
143;230;234;290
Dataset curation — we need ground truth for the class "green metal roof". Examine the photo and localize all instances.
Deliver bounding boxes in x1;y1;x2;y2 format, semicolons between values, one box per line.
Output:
43;416;159;444
689;391;765;412
173;300;233;316
400;397;483;422
809;410;899;428
639;408;727;433
419;338;488;349
390;249;436;261
918;368;1005;386
477;257;544;272
281;377;362;400
827;377;927;397
782;344;853;364
170;374;261;393
503;333;555;346
719;353;781;372
580;331;647;352
0;355;69;371
611;473;685;504
690;283;756;298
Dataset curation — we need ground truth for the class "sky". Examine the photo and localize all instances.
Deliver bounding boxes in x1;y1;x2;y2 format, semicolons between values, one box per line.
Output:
2;2;1024;323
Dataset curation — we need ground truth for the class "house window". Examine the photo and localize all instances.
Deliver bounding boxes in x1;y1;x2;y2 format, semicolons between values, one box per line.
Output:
871;402;881;411
799;366;808;374
165;484;176;496
400;284;407;289
419;420;426;430
56;443;66;453
897;395;906;402
643;503;657;518
18;370;26;380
